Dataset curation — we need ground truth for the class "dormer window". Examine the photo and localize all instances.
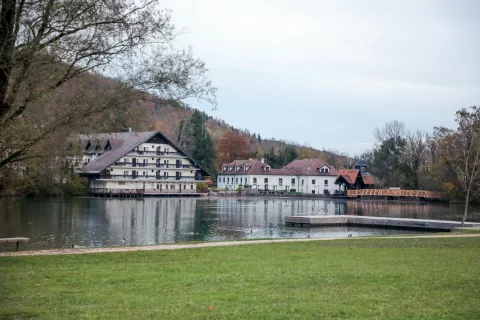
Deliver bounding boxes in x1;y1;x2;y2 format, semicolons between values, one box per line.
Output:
222;166;227;171
229;166;233;171
319;166;330;173
236;166;240;171
264;165;271;172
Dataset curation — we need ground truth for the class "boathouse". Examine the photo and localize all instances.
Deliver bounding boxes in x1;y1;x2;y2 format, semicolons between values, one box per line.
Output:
335;160;376;193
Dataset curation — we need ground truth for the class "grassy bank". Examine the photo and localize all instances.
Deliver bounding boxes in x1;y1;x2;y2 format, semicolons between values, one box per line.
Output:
1;237;480;319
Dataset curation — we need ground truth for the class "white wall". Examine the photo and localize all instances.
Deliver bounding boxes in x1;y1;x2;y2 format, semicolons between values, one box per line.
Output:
217;174;338;194
89;142;203;191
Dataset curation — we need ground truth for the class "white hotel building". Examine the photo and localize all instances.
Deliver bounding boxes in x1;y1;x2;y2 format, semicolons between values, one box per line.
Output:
74;131;210;194
217;158;339;194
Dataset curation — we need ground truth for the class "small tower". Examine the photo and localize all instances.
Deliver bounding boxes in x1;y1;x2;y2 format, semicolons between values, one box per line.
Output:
354;160;368;173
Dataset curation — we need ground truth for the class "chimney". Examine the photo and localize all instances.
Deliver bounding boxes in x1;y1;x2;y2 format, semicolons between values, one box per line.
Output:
128;127;132;133
261;158;264;163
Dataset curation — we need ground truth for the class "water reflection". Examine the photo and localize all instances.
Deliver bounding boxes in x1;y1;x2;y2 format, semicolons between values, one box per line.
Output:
0;197;477;250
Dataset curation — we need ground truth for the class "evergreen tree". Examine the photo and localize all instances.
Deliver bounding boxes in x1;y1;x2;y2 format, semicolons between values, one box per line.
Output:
185;110;217;176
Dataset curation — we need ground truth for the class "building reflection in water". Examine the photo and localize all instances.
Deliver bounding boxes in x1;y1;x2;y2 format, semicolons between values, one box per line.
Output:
0;197;476;250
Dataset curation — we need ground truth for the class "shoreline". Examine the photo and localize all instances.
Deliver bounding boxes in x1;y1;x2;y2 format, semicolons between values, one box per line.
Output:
2;233;480;257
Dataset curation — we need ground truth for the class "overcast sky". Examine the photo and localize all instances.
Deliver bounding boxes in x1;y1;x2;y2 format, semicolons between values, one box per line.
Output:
164;0;480;155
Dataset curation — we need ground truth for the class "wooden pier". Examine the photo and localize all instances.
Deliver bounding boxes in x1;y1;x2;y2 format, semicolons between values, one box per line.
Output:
285;215;480;231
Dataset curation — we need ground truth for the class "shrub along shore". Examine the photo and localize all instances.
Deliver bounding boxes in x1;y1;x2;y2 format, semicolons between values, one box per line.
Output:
1;237;480;319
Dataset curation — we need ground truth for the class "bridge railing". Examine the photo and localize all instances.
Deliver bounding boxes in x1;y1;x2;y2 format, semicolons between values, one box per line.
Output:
347;189;443;199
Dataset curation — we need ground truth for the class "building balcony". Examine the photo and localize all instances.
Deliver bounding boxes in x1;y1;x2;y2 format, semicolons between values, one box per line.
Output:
131;150;185;157
100;174;199;181
90;188;206;195
111;162;196;169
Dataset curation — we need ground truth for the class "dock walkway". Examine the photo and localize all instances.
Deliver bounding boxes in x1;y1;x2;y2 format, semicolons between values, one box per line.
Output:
285;215;480;230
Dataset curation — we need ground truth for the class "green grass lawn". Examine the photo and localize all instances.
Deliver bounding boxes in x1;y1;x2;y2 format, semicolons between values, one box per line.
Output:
1;237;480;319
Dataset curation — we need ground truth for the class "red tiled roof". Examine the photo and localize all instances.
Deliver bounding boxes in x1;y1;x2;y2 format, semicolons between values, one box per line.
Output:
277;159;338;176
361;172;376;185
221;159;281;175
220;158;338;176
336;169;359;184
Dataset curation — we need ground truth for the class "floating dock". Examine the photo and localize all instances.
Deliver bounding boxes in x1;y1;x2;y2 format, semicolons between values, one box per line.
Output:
285;215;480;231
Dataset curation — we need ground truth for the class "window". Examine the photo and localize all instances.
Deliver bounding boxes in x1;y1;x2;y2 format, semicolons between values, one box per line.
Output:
163;172;167;177
118;181;125;185
124;158;127;164
324;179;328;186
223;177;225;183
152;145;154;149
183;185;186;189
312;179;316;184
166;184;168;189
264;178;268;183
240;178;243;184
157;184;159;189
143;171;146;176
144;147;148;151
291;178;295;184
191;184;194;189
227;177;230;183
170;184;174;189
87;158;90;163
222;166;227;171
253;178;257;184
279;178;283;185
236;178;238;183
301;179;304;185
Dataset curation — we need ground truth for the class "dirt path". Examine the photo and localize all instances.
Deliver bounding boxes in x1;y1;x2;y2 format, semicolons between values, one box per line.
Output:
2;233;480;257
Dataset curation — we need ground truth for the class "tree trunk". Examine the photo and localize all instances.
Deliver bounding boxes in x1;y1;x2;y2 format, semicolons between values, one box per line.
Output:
462;187;470;226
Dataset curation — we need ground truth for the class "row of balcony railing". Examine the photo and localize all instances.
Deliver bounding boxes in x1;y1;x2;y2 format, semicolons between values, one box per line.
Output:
90;188;206;194
131;150;184;156
101;174;199;181
112;162;195;169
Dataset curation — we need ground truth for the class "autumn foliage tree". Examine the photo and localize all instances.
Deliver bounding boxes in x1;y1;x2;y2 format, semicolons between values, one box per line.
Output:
0;0;216;170
216;131;251;166
435;107;480;225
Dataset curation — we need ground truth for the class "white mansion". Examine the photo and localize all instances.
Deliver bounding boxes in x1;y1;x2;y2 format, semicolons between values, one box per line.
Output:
217;158;339;194
74;131;210;194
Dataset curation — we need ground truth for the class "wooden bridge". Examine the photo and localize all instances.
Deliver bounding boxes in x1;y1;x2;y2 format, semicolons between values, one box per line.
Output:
347;189;443;200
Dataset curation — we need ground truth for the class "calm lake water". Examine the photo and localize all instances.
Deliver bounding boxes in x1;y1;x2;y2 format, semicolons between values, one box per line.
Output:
1;197;478;250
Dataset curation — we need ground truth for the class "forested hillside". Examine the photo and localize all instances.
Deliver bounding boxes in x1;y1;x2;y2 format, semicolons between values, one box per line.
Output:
131;97;349;168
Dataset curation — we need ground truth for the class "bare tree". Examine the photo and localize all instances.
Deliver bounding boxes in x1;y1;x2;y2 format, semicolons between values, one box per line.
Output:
372;121;406;187
435;107;480;225
0;0;216;169
374;120;405;143
324;149;348;169
402;130;427;189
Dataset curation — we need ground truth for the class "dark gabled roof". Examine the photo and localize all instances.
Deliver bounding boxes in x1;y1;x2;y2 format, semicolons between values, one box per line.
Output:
78;131;212;176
